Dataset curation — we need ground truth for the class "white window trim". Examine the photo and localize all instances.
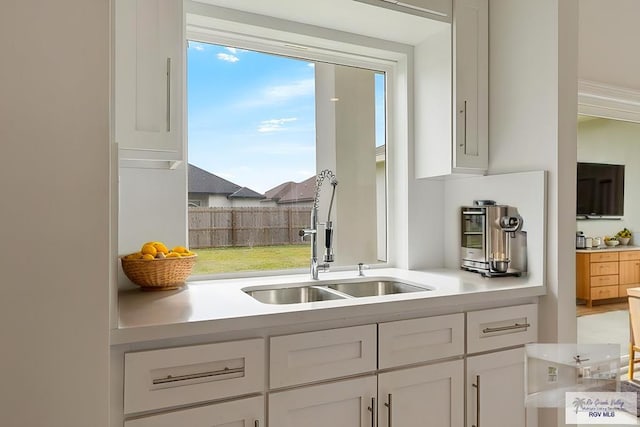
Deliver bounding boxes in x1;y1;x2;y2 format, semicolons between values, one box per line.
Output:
185;2;412;277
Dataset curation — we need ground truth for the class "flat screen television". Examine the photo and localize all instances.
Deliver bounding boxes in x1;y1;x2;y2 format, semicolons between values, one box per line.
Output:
576;162;625;218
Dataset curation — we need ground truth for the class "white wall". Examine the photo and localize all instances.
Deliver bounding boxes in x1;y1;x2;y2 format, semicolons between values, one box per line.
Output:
577;118;640;239
0;1;110;425
489;1;578;424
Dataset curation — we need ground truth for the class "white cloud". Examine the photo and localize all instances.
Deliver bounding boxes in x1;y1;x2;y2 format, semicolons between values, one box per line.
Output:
191;44;205;51
225;47;237;54
217;53;239;63
258;117;298;133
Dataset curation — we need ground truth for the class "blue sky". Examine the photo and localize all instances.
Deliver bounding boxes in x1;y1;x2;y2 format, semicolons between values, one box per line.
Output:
187;41;384;194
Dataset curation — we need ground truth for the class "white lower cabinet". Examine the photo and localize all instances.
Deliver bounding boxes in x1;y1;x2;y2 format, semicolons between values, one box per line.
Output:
269;376;377;427
378;359;464;427
124;395;263;427
466;347;526;427
269;360;464;427
118;306;537;427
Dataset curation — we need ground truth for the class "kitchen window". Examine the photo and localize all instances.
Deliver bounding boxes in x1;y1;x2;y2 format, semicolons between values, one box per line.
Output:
186;38;390;276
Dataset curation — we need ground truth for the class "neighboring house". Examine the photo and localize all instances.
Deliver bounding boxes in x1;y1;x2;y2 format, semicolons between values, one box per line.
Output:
263;146;385;208
188;163;271;207
263;176;315;207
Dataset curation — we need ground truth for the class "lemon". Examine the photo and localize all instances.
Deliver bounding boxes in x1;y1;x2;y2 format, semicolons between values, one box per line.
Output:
172;246;188;254
153;242;169;254
166;252;181;258
141;244;157;257
142;253;155;260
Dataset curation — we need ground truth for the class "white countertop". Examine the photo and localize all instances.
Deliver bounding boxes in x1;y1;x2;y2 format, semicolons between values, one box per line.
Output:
576;245;640;253
113;267;545;345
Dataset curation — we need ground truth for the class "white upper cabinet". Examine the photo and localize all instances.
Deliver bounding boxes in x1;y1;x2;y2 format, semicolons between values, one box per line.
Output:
114;0;184;166
414;0;488;178
453;0;488;172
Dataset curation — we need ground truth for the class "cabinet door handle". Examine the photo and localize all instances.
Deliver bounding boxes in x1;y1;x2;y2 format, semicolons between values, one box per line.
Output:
254;421;259;427
463;100;467;151
459;100;467;149
367;397;376;427
472;375;480;427
166;57;171;132
384;393;392;427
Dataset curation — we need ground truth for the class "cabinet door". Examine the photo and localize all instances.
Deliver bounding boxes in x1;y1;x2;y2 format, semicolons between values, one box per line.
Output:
378;360;464;427
124;395;263;427
269;376;377;427
452;0;488;172
620;260;640;285
466;348;526;427
115;0;184;163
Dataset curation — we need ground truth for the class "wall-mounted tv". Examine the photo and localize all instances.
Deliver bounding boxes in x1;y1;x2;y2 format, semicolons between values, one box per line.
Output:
576;162;625;219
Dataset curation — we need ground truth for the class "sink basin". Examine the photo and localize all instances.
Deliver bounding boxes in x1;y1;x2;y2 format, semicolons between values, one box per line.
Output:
244;286;345;304
327;280;429;297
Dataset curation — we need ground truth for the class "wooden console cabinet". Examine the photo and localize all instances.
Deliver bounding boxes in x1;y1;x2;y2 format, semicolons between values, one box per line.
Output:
577;249;640;307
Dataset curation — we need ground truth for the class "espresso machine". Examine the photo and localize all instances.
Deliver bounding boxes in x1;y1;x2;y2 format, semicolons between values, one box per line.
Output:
460;200;526;277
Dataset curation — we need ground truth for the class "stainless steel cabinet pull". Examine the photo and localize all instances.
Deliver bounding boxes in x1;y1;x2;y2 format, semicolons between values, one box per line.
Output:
384;393;392;427
367;397;376;427
459;100;467;148
254;420;259;427
152;366;244;385
166;57;171;132
482;322;530;334
472;375;480;427
463;100;467;150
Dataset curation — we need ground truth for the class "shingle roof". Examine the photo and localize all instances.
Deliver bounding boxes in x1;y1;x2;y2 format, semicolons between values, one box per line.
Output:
264;176;315;204
188;163;264;199
229;187;265;199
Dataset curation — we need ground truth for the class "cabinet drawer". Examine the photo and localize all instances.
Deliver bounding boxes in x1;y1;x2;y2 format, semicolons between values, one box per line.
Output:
270;325;376;388
124;338;264;414
590;252;619;262
467;303;537;354
124;395;263;427
591;285;619;300
620;251;640;261
590;262;619;276
378;313;464;369
590;274;619;287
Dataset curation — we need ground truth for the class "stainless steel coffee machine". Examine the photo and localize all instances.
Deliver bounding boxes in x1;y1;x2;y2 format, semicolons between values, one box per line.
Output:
460;200;526;277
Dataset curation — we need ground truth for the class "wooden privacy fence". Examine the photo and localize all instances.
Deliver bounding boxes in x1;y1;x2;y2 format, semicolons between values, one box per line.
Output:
189;207;312;249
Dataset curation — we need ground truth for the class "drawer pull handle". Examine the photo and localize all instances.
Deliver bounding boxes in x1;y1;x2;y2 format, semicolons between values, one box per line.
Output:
152;366;244;385
482;322;530;334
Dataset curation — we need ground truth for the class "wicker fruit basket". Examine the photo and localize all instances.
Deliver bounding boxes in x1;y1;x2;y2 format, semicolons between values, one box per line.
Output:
120;255;197;291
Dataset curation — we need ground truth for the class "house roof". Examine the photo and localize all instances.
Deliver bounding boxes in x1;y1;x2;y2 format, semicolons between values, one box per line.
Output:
264;176;316;204
188;163;264;199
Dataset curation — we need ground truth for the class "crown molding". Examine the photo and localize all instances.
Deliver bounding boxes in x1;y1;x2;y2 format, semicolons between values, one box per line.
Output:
578;80;640;123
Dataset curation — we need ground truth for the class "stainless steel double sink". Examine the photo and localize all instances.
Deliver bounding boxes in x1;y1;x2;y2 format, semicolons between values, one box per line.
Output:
243;279;431;304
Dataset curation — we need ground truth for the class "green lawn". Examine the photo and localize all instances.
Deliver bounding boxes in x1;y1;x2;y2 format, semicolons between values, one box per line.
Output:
191;245;309;275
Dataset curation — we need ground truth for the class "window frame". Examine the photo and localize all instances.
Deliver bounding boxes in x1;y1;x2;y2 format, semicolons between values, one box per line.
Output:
185;8;411;279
